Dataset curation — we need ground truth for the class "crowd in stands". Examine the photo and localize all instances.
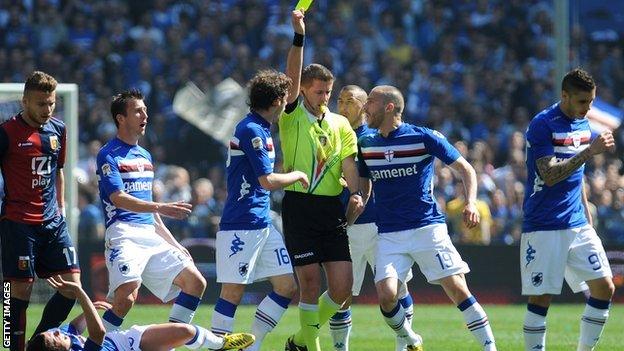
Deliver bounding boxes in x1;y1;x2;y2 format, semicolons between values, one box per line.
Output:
1;0;623;245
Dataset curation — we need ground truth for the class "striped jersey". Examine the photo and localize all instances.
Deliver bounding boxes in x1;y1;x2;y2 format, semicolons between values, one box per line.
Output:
523;103;591;232
279;101;357;196
96;137;154;227
220;112;275;230
358;123;460;233
48;325;102;351
0;113;66;224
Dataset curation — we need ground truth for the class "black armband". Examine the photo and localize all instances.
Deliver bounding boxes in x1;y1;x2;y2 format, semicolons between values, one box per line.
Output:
293;33;304;47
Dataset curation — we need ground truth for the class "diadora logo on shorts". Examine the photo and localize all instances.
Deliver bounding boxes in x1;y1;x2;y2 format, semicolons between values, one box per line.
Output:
229;234;245;257
525;242;536;267
294;252;314;259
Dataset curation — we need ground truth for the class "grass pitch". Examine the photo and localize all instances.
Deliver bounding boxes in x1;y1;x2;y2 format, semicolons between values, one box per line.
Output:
27;303;622;350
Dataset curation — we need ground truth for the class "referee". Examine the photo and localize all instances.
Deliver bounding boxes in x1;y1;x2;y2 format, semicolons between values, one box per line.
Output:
281;9;364;351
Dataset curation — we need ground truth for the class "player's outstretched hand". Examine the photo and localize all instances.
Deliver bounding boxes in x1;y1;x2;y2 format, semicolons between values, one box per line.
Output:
157;201;193;219
47;275;82;298
589;131;615;155
292;10;305;35
296;171;310;189
462;202;480;229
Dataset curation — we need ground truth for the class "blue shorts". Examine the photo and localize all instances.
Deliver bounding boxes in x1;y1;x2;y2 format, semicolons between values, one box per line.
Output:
1;216;80;282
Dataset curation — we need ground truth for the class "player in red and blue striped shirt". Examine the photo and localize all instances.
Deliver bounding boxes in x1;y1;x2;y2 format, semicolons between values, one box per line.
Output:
0;71;81;351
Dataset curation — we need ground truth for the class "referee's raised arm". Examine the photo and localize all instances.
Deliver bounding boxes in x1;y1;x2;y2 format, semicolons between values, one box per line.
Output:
285;10;305;104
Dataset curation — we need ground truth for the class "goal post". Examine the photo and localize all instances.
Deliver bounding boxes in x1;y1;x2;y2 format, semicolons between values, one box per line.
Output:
0;83;79;301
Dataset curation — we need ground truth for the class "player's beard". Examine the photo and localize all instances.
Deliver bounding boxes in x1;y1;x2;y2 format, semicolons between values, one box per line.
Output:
24;111;51;127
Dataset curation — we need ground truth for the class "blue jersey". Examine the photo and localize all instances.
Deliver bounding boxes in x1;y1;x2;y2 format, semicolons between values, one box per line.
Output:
220;112;275;230
49;325;101;351
523;103;591;232
341;124;377;224
96;138;155;228
358;123;460;233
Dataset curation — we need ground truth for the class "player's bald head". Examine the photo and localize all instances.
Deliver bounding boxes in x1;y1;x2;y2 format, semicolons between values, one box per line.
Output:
340;85;367;103
371;85;404;115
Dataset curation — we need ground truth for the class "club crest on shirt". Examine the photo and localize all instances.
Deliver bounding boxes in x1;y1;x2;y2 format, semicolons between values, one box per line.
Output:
49;135;59;150
18;256;31;271
252;136;263;150
137;162;145;173
384;149;394;162
572;133;581;148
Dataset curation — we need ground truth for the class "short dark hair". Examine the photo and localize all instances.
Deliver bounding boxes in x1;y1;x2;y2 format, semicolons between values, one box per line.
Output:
562;68;595;94
248;70;292;111
301;64;334;87
27;333;65;351
24;71;57;94
110;89;144;128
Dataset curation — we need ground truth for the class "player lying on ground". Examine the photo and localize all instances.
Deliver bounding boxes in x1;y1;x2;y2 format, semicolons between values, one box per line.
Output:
28;276;254;351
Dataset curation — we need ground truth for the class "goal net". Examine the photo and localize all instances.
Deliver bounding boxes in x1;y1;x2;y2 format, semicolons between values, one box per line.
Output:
0;83;78;303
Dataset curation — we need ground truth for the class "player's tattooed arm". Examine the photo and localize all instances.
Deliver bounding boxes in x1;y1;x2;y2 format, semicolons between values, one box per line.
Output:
536;130;615;186
535;149;593;186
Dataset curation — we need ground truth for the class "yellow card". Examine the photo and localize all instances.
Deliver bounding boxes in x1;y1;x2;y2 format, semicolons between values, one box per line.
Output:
295;0;314;11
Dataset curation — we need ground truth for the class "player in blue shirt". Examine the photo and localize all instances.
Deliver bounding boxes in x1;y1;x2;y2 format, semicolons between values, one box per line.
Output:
521;69;615;351
328;85;414;351
357;86;496;351
211;68;308;351
28;276;254;351
0;71;81;351
96;90;206;332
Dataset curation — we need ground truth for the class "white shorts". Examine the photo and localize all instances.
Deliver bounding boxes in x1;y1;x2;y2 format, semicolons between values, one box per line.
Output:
520;225;612;295
375;223;469;284
348;223;378;295
105;325;149;351
216;225;293;284
348;222;413;295
105;221;193;302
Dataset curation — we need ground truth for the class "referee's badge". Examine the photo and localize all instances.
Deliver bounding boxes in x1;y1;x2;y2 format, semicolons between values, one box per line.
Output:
49;135;59;150
318;135;327;146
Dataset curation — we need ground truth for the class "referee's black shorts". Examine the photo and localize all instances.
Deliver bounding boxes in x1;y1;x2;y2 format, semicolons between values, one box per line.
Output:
282;190;351;266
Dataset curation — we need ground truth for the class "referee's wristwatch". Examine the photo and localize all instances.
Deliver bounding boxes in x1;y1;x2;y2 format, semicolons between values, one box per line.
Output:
350;190;363;198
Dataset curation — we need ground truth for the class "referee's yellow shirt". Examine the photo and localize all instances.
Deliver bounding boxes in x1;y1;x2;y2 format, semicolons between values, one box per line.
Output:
279;101;357;196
